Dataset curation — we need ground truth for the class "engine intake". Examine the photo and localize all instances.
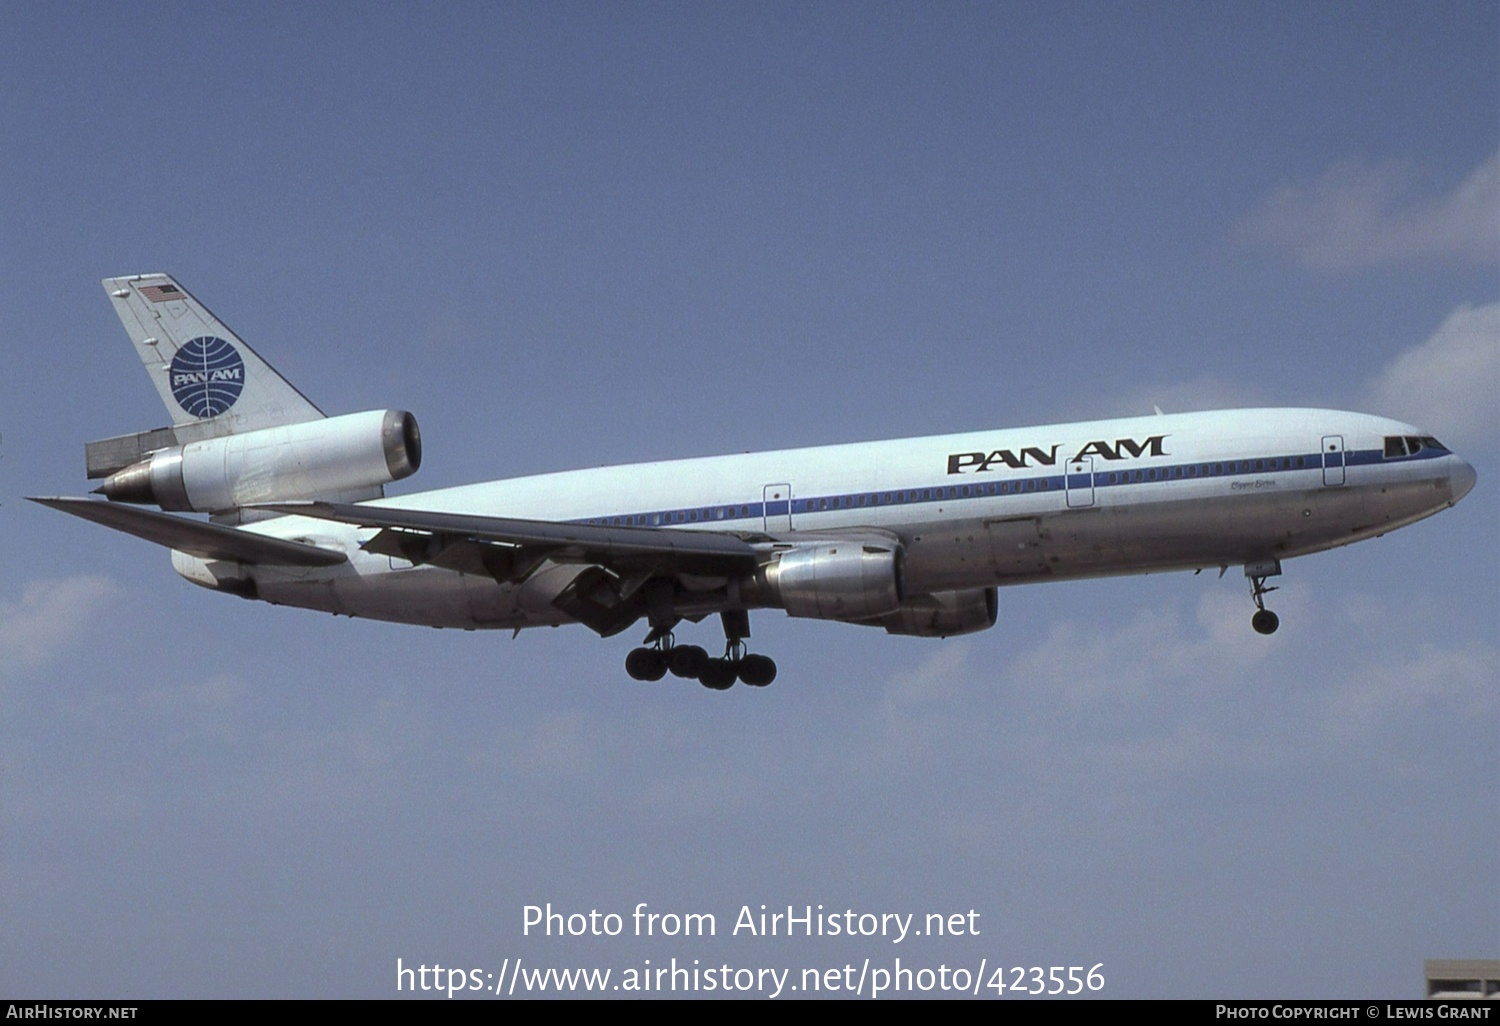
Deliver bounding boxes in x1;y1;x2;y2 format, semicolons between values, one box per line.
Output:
751;542;904;621
97;409;421;513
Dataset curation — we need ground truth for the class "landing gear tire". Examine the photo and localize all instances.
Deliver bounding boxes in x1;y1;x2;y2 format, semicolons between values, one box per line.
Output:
699;659;737;690
738;654;777;687
625;647;668;681
668;645;708;679
1245;561;1283;637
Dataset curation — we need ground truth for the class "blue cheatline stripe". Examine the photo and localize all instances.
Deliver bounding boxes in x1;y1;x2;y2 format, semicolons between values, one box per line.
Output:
563;443;1451;529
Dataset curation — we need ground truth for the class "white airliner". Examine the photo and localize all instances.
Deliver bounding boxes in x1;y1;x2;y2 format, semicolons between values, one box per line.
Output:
35;274;1477;689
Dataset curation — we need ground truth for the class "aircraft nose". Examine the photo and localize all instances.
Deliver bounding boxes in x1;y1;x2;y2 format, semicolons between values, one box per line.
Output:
1450;456;1477;503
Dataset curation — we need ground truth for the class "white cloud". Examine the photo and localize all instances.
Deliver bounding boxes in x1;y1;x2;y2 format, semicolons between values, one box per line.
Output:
1234;150;1500;269
866;642;975;769
0;575;120;677
1365;301;1500;443
862;578;1493;806
1322;642;1498;748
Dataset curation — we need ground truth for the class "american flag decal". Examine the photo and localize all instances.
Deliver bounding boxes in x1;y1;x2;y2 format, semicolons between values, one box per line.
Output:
140;283;184;303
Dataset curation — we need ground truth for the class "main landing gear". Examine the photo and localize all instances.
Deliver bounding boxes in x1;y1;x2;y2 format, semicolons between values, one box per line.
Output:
624;610;778;689
1245;559;1281;635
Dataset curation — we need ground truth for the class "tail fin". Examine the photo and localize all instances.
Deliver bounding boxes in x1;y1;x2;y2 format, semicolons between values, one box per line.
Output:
86;274;327;480
103;274;323;431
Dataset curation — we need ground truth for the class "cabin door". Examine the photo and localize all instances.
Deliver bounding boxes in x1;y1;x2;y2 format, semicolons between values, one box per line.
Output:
763;483;793;533
1066;456;1095;508
1321;435;1346;487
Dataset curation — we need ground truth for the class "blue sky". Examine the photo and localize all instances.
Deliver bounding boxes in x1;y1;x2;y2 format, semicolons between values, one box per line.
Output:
1;2;1495;998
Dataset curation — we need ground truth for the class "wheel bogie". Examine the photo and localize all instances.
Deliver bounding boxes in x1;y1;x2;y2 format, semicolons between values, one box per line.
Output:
624;616;776;689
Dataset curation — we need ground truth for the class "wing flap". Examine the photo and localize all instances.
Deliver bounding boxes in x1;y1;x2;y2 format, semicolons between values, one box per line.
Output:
361;527;555;581
31;497;348;567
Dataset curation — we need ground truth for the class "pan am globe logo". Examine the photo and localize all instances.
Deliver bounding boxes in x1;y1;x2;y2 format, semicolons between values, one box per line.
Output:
169;336;245;418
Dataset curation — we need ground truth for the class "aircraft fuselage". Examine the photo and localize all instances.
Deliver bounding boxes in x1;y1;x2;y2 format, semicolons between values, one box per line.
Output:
201;407;1473;631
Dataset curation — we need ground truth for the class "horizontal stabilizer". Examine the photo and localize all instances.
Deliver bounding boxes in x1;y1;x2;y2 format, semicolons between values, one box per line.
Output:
85;419;261;479
30;497;348;567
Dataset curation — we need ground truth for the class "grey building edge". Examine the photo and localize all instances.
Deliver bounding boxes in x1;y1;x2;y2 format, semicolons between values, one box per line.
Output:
1425;959;1500;999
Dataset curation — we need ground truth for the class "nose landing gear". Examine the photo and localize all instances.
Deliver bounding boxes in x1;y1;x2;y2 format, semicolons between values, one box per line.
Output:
1245;559;1281;635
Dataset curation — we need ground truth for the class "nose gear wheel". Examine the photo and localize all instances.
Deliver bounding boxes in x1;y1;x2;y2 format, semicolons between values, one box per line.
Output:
1245;559;1282;635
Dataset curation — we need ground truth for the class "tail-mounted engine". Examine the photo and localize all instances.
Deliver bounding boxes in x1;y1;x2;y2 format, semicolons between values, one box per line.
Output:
94;409;421;513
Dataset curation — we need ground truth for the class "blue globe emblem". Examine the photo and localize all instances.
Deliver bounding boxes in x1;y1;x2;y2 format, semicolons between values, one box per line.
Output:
169;336;245;418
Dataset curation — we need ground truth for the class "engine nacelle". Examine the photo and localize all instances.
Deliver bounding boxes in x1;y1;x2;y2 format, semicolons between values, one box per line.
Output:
97;409;421;513
880;588;997;637
751;542;904;621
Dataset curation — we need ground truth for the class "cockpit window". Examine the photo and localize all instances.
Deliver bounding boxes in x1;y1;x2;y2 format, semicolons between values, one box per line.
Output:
1385;435;1450;458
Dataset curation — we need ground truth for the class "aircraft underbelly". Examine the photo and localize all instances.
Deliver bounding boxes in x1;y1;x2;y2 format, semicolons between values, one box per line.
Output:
902;477;1454;592
250;563;518;629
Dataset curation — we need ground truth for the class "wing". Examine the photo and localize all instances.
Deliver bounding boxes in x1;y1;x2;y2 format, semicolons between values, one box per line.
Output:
253;500;766;637
31;497;348;567
253;500;762;575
